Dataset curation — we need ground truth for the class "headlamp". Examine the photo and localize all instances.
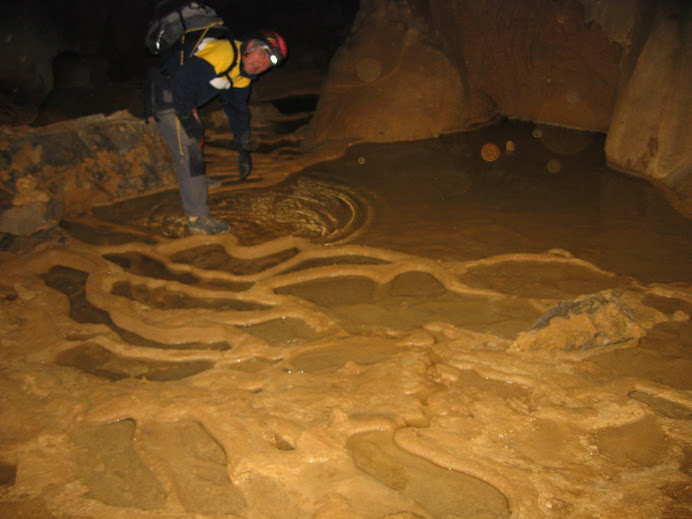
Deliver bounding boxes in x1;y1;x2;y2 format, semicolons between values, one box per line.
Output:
257;43;279;65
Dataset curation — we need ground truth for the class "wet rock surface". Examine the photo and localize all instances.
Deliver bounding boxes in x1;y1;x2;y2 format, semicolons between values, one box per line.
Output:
1;98;691;519
1;42;692;519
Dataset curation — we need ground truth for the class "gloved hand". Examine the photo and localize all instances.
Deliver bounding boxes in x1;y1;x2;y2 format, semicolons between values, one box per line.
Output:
239;148;252;180
179;112;203;143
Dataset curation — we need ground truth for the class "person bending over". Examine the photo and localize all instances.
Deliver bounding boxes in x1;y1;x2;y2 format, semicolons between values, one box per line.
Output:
147;29;287;234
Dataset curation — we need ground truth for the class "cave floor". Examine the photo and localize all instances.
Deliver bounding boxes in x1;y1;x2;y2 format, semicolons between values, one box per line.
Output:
1;81;691;519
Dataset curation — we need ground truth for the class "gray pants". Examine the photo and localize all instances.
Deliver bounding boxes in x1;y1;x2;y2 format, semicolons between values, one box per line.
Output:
155;104;209;219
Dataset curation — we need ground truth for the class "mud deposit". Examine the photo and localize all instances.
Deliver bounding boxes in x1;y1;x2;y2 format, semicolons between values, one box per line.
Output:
1;103;691;518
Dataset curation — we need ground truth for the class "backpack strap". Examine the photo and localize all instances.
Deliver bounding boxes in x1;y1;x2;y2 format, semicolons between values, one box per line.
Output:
217;39;239;84
195;27;239;83
180;21;225;65
162;27;239;85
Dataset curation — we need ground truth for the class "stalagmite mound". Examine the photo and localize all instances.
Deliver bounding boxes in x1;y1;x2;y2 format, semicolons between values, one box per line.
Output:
303;3;465;146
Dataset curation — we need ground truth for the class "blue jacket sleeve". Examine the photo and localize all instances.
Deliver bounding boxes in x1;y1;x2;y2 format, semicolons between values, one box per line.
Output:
219;86;251;149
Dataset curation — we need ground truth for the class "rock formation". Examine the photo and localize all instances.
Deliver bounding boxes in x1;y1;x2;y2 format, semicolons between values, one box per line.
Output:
303;1;466;145
304;0;692;215
0;112;174;235
605;6;692;217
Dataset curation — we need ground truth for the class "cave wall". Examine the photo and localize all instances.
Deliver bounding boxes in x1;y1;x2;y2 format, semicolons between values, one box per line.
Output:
604;7;692;217
0;5;64;106
427;0;621;131
304;0;626;148
305;0;692;216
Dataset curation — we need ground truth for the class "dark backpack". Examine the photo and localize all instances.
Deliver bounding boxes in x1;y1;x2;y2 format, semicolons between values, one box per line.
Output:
145;1;226;56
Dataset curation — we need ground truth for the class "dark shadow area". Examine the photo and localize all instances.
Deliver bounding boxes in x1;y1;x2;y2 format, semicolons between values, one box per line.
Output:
270;95;319;115
56;342;215;381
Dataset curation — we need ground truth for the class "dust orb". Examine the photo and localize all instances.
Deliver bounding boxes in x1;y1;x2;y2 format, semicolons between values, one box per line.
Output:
481;143;500;162
546;158;562;174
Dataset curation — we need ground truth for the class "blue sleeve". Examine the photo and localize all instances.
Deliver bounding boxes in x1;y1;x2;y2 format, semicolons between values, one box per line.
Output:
219;86;251;149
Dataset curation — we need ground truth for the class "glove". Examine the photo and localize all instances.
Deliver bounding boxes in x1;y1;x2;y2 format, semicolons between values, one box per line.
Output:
179;112;203;143
239;148;252;180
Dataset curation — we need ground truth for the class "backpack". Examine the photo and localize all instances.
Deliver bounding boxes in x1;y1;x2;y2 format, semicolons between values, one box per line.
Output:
141;1;239;121
145;1;226;56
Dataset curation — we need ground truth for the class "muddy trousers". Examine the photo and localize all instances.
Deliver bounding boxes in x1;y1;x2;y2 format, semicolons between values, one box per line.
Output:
155;107;209;218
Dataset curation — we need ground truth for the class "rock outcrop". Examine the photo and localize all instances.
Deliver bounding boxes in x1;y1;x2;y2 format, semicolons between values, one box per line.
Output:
0;112;174;235
303;1;465;146
510;289;669;352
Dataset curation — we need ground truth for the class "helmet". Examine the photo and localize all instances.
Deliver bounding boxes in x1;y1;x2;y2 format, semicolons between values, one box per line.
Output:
258;30;287;66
